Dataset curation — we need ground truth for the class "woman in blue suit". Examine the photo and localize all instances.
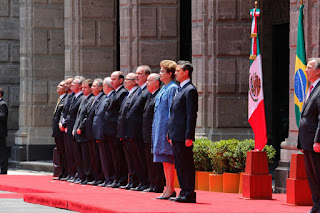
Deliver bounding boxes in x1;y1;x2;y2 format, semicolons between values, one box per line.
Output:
152;60;178;199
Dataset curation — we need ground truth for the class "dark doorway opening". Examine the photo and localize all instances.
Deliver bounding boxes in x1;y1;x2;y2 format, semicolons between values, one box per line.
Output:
272;23;289;159
180;0;192;62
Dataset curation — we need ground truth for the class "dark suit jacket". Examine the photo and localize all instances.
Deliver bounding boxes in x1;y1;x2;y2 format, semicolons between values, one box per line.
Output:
125;86;150;139
298;81;320;151
0;99;8;138
93;91;115;141
52;94;67;137
168;81;198;142
143;89;159;143
117;87;139;139
86;93;106;141
104;85;128;137
73;93;95;142
62;92;85;135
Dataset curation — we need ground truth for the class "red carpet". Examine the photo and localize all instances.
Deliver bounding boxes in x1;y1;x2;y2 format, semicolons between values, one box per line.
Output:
0;175;312;212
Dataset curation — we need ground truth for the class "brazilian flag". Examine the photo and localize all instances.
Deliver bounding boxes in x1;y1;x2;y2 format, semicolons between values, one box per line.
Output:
294;4;307;128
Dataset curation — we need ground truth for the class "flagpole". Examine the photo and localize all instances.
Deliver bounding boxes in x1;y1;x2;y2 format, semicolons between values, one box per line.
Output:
300;0;303;5
255;1;257;9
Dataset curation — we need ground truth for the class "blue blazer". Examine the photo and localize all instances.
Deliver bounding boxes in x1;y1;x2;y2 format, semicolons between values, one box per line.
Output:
168;81;198;142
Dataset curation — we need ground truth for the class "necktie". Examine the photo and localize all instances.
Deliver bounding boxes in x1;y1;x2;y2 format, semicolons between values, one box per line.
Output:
54;97;61;113
137;87;142;95
307;85;314;100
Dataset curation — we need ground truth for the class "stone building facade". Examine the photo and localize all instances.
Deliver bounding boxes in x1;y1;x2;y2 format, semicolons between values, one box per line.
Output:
1;0;319;191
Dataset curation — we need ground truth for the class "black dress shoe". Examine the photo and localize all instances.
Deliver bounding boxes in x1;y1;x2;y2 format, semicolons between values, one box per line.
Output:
174;193;196;203
309;206;319;213
153;187;164;193
143;187;154;192
60;175;70;181
67;176;75;182
111;182;120;188
52;176;59;180
156;191;176;200
81;178;89;185
88;180;103;186
131;184;150;191
73;177;82;183
98;181;108;187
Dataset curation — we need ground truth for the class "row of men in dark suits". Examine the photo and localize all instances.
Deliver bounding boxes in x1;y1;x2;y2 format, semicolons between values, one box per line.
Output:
52;61;198;203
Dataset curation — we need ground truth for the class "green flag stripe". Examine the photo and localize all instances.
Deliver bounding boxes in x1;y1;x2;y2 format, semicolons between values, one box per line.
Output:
296;5;306;65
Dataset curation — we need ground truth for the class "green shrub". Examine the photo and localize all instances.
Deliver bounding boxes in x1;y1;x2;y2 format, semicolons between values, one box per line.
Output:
204;139;276;174
193;138;214;171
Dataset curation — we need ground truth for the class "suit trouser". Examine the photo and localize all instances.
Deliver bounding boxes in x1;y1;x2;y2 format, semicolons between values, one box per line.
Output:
172;141;195;197
73;141;91;179
304;150;320;208
144;142;164;189
64;133;76;176
0;137;8;174
54;135;67;176
130;138;149;185
109;137;128;184
98;138;115;182
88;140;103;181
123;139;138;184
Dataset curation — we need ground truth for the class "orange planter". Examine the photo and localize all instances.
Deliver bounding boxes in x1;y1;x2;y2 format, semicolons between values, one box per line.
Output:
197;171;211;191
195;171;198;190
223;172;240;193
209;174;223;192
239;172;244;194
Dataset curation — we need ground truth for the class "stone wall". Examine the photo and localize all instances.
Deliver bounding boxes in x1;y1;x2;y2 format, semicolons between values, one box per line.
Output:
64;0;118;78
120;0;179;73
13;0;65;162
0;0;20;146
192;0;254;140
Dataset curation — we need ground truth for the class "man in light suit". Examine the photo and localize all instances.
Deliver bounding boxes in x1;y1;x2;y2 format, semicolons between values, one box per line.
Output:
0;88;8;174
168;61;198;203
52;81;68;179
298;58;320;213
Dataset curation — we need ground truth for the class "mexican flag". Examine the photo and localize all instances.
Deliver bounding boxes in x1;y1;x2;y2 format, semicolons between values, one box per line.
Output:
248;6;267;151
294;4;307;128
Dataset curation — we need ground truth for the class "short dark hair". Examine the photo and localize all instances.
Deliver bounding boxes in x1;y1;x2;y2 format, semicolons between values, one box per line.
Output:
83;79;93;87
177;60;193;77
0;88;3;97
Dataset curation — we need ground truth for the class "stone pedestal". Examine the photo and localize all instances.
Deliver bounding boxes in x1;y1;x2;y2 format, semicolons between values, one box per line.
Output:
13;0;65;164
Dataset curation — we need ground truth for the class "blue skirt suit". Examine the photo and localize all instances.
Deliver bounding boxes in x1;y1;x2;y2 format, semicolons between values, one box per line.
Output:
152;81;178;164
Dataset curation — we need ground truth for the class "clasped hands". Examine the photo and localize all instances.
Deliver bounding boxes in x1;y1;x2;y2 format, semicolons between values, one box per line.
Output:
167;136;193;147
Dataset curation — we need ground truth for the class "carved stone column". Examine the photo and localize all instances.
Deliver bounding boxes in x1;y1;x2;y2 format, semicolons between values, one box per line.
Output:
13;0;65;163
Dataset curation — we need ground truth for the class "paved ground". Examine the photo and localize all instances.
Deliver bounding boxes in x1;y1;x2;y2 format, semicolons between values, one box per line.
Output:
0;169;76;213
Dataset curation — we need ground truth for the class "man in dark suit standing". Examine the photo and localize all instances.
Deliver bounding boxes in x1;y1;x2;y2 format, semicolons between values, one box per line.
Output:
52;81;68;179
0;88;8;174
60;76;86;182
168;61;198;203
104;71;128;188
72;79;95;184
117;72;140;190
143;73;164;193
94;77;116;187
298;58;320;213
87;78;105;186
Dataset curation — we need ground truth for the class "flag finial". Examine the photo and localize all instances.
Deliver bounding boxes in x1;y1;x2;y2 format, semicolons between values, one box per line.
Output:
300;0;303;5
255;1;257;9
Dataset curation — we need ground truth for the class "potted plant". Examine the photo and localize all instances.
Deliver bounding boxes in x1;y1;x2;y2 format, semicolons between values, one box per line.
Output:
193;138;214;191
